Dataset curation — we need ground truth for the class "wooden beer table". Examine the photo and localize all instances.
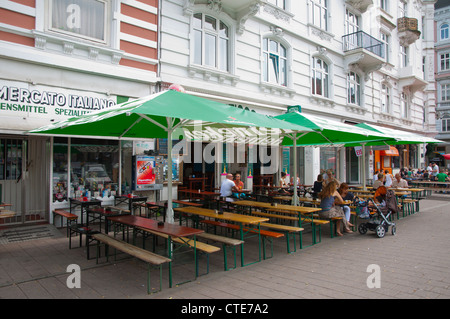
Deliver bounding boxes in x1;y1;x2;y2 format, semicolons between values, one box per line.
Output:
174;206;269;267
107;215;204;288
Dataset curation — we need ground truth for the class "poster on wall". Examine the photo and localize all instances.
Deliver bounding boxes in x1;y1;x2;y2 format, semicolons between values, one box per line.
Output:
134;155;156;190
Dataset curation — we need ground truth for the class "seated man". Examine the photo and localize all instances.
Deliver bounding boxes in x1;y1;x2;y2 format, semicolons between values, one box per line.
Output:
392;173;409;188
436;169;449;183
372;173;385;190
220;173;240;202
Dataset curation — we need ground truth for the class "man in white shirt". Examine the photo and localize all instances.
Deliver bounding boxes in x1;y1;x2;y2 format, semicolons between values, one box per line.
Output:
426;163;433;175
392;173;409;188
220;173;239;201
432;162;439;180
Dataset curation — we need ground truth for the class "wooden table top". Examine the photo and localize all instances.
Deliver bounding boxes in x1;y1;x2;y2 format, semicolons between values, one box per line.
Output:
233;200;274;209
267;204;322;214
108;215;203;238
178;189;221;196
174;206;268;225
234;200;323;213
146;200;204;208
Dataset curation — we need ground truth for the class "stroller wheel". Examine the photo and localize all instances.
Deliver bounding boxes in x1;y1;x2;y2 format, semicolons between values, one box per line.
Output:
376;225;385;238
358;224;368;235
391;225;396;236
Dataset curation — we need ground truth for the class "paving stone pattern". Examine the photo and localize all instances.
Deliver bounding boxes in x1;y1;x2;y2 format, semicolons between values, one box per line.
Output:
0;196;449;299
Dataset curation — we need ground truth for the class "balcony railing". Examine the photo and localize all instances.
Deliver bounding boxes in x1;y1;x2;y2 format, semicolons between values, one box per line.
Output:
342;31;385;59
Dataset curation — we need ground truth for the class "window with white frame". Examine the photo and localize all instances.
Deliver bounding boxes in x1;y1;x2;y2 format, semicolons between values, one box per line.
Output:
380;31;390;63
400;92;409;118
381;83;391;113
262;38;287;86
50;0;108;43
311;57;329;98
268;0;286;10
441;83;450;101
442;115;450;132
441;23;449;41
345;9;360;35
398;0;407;17
193;13;229;72
309;0;328;30
399;45;408;68
381;0;389;12
440;53;450;71
347;71;361;106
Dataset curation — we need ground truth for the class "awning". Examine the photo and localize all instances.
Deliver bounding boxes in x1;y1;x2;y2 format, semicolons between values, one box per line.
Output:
380;146;399;156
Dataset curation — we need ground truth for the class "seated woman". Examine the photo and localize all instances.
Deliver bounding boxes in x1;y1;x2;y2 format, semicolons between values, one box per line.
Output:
278;171;290;194
318;181;353;236
232;173;246;199
312;174;323;199
337;183;354;224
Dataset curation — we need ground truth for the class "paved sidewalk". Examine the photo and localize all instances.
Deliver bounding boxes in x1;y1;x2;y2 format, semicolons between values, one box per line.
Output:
1;196;449;300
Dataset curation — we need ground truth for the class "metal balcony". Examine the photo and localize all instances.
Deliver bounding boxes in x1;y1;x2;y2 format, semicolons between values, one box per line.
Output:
342;31;385;75
342;31;385;58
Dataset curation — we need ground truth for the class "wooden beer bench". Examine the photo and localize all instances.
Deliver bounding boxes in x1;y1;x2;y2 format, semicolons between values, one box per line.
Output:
199;219;284;260
91;233;171;294
52;209;78;236
136;227;220;277
196;232;244;271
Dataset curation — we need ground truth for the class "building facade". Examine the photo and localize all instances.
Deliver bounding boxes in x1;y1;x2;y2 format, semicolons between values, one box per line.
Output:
0;0;159;225
159;0;437;186
0;0;438;226
434;0;450;166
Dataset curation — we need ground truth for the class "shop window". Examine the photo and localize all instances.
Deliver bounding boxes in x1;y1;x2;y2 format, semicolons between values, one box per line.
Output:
0;139;23;181
320;147;336;173
53;137;69;202
70;138;119;198
52;137;119;201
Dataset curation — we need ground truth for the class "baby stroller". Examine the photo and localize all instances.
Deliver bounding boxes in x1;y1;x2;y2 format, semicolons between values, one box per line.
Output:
353;186;397;238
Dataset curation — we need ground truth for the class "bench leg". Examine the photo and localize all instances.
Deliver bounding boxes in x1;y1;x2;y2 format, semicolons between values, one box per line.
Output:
223;244;238;271
147;264;163;294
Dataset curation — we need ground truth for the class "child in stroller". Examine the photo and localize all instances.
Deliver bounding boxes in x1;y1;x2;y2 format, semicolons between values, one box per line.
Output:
353;186;397;238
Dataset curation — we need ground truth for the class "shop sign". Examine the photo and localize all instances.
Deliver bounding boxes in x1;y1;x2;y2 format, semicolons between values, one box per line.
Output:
354;146;363;157
0;80;116;121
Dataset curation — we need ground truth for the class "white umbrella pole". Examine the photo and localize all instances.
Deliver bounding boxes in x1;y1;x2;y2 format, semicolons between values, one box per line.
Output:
292;136;299;206
362;143;367;191
167;124;174;224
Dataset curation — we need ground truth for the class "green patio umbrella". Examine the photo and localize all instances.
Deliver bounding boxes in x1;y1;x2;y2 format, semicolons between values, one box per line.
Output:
29;89;312;223
351;123;443;145
274;111;394;204
349;123;444;190
300;122;444;190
